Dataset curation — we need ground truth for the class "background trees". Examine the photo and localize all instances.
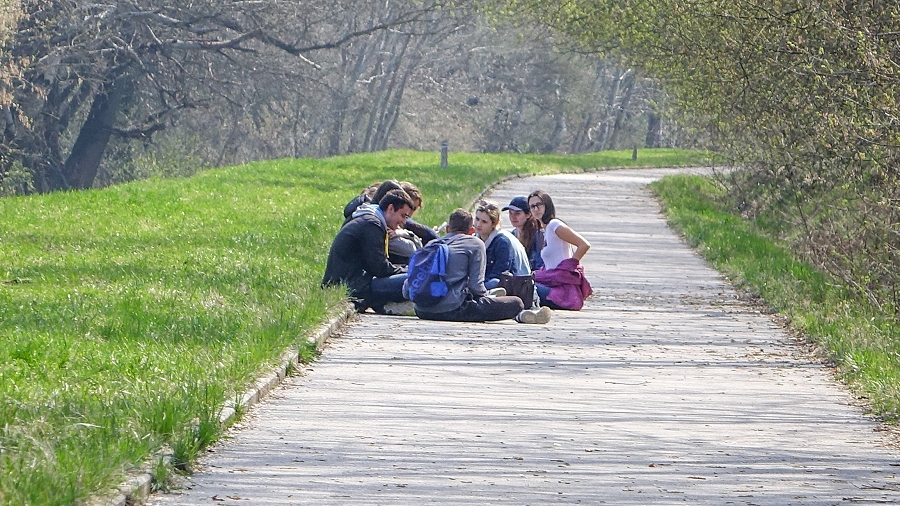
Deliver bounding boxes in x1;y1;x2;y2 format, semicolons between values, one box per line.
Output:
0;0;452;193
0;0;671;196
503;0;900;313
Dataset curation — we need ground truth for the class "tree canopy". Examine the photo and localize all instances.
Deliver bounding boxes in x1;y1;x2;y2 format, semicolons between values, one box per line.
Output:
0;0;670;194
502;0;900;312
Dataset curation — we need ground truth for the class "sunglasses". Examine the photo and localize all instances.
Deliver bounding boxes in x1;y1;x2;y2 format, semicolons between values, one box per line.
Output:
529;202;545;210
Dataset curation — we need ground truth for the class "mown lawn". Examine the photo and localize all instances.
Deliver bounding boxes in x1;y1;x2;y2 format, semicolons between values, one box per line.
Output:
0;148;706;505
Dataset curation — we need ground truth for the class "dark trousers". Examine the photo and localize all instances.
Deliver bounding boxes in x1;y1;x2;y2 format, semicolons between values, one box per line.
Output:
416;295;524;322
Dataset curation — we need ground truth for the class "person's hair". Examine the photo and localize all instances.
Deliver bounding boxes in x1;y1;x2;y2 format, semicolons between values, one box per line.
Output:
372;180;402;204
400;182;422;209
361;181;382;199
378;188;416;213
448;208;473;233
517;214;541;251
528;189;556;225
475;200;501;228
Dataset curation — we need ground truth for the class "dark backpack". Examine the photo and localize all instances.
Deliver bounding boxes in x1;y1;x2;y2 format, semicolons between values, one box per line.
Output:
406;240;450;307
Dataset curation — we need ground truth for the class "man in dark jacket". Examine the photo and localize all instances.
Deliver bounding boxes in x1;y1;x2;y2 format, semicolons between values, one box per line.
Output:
322;189;416;313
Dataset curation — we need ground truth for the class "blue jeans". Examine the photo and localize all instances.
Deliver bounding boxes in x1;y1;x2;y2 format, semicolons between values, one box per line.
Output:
536;283;563;310
369;273;408;306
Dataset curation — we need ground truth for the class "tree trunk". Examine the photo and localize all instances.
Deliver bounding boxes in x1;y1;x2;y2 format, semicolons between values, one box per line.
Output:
374;68;411;151
362;32;410;152
600;71;622;150
60;77;129;189
606;71;636;150
645;110;661;148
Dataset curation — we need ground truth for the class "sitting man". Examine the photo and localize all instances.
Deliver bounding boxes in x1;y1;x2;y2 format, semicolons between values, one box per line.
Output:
322;189;416;314
344;180;438;265
403;208;551;324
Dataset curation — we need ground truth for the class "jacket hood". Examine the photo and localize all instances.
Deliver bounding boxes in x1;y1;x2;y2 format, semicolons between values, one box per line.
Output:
352;203;387;229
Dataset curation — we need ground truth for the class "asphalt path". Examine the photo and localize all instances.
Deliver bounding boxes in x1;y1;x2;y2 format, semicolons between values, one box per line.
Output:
148;168;899;505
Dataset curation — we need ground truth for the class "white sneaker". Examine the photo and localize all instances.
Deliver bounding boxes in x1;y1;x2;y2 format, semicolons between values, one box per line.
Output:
517;306;552;324
486;287;507;297
382;300;415;316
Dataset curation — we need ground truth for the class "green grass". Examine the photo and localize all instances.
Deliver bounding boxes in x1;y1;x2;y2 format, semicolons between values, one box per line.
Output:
651;174;900;422
0;148;705;505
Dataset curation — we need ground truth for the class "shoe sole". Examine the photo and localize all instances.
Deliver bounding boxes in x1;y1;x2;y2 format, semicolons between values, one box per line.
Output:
533;307;552;324
518;307;551;324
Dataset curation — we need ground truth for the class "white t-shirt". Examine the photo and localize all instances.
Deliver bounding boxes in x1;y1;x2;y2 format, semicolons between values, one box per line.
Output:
540;219;574;270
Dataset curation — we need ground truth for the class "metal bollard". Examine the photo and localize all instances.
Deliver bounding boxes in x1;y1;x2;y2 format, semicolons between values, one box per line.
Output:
440;140;448;169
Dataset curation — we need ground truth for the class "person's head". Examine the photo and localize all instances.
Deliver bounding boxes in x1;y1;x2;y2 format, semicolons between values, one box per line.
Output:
448;208;474;234
473;201;501;240
372;180;402;204
502;196;530;230
361;181;382;198
528;190;555;225
378;189;416;230
399;181;422;211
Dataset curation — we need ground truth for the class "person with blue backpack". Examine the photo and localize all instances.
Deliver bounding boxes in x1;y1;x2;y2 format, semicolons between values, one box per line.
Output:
403;208;551;324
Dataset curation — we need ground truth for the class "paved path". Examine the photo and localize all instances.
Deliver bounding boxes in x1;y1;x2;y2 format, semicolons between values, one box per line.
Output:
149;168;899;505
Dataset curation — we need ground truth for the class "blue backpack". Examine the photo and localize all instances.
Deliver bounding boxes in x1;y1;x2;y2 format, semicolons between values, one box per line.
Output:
406;240;450;307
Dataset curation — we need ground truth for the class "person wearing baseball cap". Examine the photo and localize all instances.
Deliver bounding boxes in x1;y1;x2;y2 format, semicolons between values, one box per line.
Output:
503;196;544;271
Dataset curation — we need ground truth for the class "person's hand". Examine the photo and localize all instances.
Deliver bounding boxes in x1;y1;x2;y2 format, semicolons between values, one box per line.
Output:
387;228;399;239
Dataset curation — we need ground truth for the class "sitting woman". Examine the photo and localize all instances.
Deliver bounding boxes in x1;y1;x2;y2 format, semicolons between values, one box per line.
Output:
528;189;593;310
473;201;531;289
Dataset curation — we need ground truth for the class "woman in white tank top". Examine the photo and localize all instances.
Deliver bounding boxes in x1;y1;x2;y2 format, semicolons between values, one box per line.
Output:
527;190;590;269
528;190;592;309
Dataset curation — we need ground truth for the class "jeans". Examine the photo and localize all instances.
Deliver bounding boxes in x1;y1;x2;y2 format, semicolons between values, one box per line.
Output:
536;283;563;310
368;273;408;307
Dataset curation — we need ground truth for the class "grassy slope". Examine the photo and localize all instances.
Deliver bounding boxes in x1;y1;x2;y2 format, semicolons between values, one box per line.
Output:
0;148;705;505
651;174;900;422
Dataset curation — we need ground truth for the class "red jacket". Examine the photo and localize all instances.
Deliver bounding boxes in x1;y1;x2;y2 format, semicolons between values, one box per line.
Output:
534;257;592;310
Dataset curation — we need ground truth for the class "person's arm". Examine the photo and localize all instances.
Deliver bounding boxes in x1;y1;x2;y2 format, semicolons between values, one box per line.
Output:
484;237;513;281
388;229;422;259
468;240;487;297
555;223;591;261
404;218;439;244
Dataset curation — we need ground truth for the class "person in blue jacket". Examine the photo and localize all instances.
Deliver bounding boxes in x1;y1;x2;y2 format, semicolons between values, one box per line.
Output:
473;200;530;289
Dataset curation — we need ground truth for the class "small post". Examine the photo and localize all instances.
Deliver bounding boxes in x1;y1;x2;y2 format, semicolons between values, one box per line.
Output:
632;146;638;161
440;140;448;169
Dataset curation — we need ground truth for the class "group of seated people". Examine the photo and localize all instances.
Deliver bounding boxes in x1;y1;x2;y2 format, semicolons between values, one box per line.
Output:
321;179;592;324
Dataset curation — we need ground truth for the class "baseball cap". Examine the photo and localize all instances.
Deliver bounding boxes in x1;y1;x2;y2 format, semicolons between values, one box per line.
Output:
501;196;529;213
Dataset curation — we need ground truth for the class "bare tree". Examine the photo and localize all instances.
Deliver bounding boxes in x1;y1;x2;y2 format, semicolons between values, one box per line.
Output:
0;0;442;192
